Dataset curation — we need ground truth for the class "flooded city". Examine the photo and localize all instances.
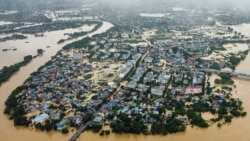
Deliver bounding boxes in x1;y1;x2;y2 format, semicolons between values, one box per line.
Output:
1;1;250;141
0;23;250;141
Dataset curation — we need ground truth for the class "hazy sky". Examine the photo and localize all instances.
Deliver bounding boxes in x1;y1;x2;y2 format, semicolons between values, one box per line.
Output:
100;0;250;8
182;0;250;7
1;0;250;10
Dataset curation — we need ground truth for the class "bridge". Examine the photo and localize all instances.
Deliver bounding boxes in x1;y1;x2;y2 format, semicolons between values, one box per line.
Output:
68;122;90;141
199;69;250;80
171;67;250;80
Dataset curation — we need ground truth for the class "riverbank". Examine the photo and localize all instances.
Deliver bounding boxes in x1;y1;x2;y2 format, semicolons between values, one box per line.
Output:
0;23;95;69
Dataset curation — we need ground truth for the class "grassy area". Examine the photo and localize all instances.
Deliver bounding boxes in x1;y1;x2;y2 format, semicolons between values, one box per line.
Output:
150;29;175;39
97;80;107;86
150;34;166;39
84;74;93;80
123;39;145;44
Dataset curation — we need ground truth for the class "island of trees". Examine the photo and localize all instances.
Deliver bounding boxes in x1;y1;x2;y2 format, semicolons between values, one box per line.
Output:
57;21;103;44
0;55;33;86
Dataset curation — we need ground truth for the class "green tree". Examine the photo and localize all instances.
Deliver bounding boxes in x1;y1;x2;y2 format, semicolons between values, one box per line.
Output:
37;49;43;54
224;115;233;123
24;55;33;62
62;128;69;134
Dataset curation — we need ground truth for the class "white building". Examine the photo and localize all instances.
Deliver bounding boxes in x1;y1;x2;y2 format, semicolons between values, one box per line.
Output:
119;62;133;79
151;86;166;96
126;80;137;89
32;113;49;124
158;71;171;84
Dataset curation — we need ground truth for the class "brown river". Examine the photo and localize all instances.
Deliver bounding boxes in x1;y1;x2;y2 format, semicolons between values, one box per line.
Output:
0;23;250;141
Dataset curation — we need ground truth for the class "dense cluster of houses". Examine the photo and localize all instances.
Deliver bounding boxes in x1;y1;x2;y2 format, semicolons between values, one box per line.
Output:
11;16;246;133
18;52;100;129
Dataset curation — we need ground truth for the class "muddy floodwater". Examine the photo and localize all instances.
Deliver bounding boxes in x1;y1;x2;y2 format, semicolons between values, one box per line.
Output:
0;24;94;69
1;23;250;141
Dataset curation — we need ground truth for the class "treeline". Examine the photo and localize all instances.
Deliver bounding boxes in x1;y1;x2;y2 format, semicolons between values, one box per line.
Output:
58;21;103;44
62;37;91;50
68;22;103;39
215;73;234;85
151;118;186;135
0;34;27;42
109;113;148;134
108;113;186;135
2;20;100;34
219;39;250;44
61;25;115;50
0;55;33;86
4;85;29;125
228;50;249;70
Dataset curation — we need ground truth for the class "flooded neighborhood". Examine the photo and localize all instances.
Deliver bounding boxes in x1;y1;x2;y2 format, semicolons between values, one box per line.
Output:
1;0;250;141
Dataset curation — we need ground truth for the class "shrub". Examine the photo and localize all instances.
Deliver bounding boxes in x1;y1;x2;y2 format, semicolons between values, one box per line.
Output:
62;128;69;134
